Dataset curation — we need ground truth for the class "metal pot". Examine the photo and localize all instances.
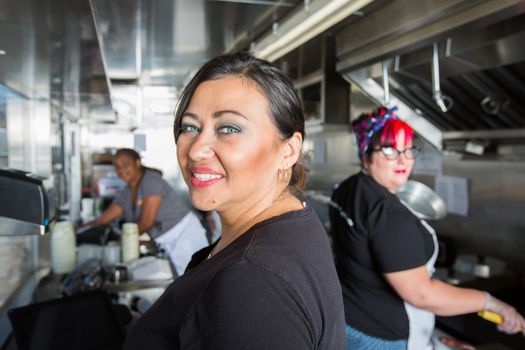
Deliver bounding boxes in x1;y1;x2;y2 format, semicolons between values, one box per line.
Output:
396;180;447;220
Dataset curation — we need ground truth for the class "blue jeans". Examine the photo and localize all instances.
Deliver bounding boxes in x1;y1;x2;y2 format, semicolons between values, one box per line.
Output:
345;324;407;350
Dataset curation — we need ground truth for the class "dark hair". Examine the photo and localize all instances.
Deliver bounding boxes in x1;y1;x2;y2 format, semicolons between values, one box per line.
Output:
114;148;163;176
115;148;141;161
173;52;307;192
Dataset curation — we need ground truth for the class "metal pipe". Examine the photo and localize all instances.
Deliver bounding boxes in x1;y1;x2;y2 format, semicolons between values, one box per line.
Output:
382;60;390;106
431;42;452;113
431;43;442;99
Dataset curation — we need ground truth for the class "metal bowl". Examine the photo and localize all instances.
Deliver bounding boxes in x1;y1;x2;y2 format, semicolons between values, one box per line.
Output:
396;180;447;220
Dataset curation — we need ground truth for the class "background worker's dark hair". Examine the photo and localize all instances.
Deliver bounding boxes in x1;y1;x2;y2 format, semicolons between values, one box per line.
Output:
114;148;162;176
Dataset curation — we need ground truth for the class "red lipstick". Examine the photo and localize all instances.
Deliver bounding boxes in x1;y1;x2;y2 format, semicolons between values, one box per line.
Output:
190;166;224;188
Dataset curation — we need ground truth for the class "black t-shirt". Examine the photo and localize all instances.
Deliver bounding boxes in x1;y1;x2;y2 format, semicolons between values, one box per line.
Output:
124;206;345;350
329;172;434;340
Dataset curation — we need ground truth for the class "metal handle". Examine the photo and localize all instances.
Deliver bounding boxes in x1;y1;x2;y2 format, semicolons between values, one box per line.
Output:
382;60;390;106
431;42;453;113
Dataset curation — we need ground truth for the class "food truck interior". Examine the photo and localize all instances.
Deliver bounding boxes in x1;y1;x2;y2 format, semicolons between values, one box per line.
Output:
1;0;525;349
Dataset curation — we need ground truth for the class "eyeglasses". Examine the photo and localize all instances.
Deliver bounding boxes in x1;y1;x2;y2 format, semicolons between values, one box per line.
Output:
373;146;419;160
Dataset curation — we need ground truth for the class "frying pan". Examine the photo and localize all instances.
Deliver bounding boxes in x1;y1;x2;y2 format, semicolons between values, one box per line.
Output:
396;180;448;220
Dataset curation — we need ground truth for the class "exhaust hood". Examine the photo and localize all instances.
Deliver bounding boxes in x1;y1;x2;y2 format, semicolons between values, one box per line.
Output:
335;0;525;154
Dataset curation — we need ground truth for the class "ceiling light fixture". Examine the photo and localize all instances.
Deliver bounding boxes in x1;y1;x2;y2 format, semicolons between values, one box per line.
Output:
0;49;6;55
252;0;373;62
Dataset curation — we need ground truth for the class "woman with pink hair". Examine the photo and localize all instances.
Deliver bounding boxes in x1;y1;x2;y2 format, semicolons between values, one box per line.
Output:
329;106;525;350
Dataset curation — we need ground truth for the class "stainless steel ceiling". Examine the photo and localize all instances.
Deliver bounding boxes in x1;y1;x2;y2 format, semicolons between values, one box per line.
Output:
0;0;114;121
0;0;302;124
90;0;303;124
91;0;301;85
3;0;525;137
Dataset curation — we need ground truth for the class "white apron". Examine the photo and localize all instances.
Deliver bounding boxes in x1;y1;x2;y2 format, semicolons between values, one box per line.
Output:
404;219;439;350
154;211;208;276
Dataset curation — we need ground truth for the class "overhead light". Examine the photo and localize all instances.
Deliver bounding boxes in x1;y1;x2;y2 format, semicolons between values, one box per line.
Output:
0;49;6;55
252;0;373;62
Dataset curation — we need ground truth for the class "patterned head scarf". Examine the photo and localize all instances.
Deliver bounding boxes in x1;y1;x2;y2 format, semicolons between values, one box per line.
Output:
352;106;399;160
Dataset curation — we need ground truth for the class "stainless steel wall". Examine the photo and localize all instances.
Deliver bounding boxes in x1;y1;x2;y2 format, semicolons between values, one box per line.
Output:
426;157;525;271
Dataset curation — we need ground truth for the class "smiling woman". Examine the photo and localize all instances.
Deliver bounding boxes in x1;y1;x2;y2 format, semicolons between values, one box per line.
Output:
85;148;208;275
177;76;294;215
124;52;346;350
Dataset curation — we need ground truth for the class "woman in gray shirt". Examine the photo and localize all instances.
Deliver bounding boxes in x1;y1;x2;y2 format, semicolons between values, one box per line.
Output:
91;148;208;275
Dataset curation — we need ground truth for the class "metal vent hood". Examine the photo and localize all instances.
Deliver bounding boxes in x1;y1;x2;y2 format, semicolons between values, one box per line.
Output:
335;0;525;153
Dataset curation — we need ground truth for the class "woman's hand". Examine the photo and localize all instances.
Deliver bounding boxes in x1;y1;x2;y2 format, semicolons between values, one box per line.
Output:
484;293;525;334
